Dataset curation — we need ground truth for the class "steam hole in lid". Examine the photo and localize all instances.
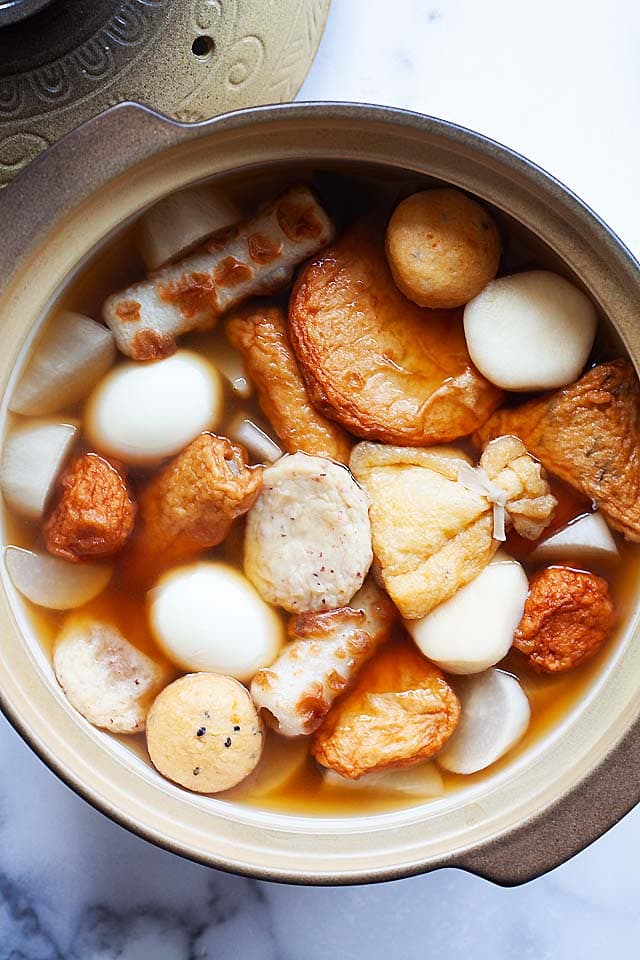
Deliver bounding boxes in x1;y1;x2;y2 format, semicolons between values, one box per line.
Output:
192;35;215;59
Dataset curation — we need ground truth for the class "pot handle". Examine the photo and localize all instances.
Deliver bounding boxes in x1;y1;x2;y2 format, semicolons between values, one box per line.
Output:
451;714;640;886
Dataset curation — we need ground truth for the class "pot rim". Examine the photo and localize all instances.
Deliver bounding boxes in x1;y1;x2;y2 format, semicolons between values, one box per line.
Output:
1;100;639;886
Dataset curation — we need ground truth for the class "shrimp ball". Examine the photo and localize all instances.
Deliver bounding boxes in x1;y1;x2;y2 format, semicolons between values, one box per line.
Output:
385;188;501;309
86;351;222;465
148;562;284;682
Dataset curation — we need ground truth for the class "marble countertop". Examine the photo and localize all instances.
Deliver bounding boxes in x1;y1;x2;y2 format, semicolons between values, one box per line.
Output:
2;0;640;956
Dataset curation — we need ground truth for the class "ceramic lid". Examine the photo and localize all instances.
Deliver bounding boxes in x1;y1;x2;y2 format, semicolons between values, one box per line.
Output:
0;0;330;185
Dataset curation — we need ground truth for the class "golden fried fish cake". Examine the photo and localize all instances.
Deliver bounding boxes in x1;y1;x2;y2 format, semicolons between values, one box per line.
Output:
311;635;460;779
288;222;503;445
474;360;640;541
226;306;352;464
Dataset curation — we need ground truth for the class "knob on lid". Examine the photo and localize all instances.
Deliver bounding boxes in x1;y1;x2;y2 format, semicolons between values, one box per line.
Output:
0;0;331;185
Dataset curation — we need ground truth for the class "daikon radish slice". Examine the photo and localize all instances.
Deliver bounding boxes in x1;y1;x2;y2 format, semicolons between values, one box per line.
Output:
234;736;309;798
86;351;222;465
530;511;619;564
0;419;78;518
149;562;284;682
5;546;112;609
211;339;252;398
138;184;242;271
323;761;444;797
464;270;597;391
9;311;116;416
227;414;283;464
437;669;530;774
405;553;528;674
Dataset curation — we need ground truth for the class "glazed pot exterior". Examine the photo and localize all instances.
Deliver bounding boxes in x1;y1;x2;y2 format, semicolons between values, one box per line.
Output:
0;102;639;885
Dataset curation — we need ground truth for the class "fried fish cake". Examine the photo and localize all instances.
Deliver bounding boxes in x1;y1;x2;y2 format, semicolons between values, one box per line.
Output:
311;635;460;779
385;189;501;309
475;360;640;541
288;222;503;445
226;306;352;464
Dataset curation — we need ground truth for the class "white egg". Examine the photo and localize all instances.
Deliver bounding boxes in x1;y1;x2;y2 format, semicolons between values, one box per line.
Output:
148;562;284;682
405;553;528;674
85;351;222;464
463;270;597;391
437;669;531;775
530;511;619;565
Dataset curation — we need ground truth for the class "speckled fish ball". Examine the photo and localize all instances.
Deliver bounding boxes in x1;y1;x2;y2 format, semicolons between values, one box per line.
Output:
146;673;264;793
148;562;284;682
463;270;598;391
385;188;501;309
85;350;222;464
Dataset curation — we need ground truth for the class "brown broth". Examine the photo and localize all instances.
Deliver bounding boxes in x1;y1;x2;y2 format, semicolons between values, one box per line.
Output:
3;163;639;817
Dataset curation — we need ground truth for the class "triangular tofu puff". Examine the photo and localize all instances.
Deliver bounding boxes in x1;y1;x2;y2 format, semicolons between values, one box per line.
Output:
350;437;557;620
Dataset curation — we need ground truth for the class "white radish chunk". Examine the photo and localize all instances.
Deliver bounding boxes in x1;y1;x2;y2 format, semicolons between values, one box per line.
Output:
323;762;444;797
437;669;531;774
54;615;170;734
405;553;528;674
227;414;283;464
138;184;242;272
463;270;597;391
236;735;308;798
85;351;222;465
5;546;112;609
210;339;252;398
0;419;78;519
9;311;116;416
148;562;284;682
530;511;619;565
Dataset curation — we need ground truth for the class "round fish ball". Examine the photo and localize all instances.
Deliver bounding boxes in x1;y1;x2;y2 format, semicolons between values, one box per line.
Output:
385;188;501;309
463;270;597;391
85;351;222;464
146;673;264;793
148;562;284;682
405;554;528;675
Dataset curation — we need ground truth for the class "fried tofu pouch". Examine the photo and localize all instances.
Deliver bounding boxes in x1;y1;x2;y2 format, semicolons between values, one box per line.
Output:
126;433;262;583
226;306;352;464
288;221;503;445
312;636;460;779
475;359;640;541
350;436;556;619
103;186;334;360
251;579;397;737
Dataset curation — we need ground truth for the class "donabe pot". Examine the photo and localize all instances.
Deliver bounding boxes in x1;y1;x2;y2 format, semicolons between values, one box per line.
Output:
0;102;638;885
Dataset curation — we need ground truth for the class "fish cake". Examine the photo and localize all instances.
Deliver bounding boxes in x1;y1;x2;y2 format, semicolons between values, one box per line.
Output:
226;306;352;464
244;452;372;613
146;673;264;793
289;222;502;445
312;635;460;779
385;189;501;308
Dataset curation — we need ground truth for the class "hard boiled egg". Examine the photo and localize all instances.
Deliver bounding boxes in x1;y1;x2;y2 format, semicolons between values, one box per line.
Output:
148;562;284;682
437;669;531;775
86;351;222;465
405;553;528;674
463;270;597;391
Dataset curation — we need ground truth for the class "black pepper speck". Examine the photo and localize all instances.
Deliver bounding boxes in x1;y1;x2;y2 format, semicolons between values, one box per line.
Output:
224;737;232;748
196;726;206;737
193;767;200;776
233;725;240;732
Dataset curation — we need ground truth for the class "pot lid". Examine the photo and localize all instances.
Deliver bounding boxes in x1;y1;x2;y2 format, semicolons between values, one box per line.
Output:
0;0;330;186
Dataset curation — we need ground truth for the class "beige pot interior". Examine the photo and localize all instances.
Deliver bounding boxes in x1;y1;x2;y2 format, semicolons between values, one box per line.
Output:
0;104;639;884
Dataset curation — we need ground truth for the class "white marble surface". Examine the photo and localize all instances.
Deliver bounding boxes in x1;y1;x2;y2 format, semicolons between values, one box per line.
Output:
2;0;640;956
